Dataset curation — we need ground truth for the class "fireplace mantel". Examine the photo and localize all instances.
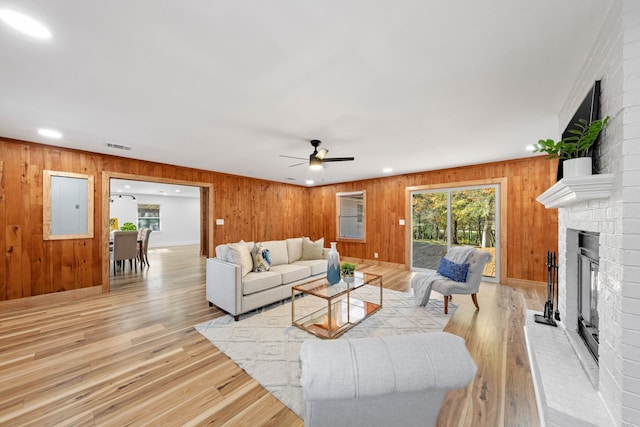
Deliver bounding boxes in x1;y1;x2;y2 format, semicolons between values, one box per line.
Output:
536;174;614;209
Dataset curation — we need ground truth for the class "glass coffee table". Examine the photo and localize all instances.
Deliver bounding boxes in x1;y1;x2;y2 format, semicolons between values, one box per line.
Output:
291;272;383;339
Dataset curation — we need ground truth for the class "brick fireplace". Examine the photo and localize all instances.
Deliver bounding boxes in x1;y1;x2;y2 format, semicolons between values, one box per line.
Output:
534;1;640;424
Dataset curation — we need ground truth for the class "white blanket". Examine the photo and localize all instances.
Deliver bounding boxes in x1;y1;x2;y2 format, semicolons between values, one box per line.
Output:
443;245;475;264
411;246;476;306
411;272;440;306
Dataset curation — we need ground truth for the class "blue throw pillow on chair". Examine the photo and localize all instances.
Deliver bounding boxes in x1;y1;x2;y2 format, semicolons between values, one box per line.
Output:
436;257;470;282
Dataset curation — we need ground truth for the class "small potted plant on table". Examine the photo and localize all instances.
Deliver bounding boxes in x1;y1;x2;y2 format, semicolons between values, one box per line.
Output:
340;262;357;283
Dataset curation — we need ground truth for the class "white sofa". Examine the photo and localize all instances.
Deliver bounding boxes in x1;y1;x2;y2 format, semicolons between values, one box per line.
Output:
206;237;328;320
299;332;477;427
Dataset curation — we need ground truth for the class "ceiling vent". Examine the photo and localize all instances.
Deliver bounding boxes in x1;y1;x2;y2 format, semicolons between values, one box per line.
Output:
106;142;132;151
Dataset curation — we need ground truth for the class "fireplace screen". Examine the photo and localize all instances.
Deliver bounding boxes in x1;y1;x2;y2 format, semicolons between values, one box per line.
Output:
578;231;599;362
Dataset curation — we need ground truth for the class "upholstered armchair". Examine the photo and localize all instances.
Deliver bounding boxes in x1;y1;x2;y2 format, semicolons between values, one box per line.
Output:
412;246;492;314
299;332;477;427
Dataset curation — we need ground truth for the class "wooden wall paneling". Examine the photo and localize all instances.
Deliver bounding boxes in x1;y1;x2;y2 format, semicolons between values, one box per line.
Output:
508;174;523;280
20;145;33;298
101;172;110;293
29;234;46;296
316;158;556;284
6;224;22;299
0;154;5;300
4;144;23;300
0;136;557;302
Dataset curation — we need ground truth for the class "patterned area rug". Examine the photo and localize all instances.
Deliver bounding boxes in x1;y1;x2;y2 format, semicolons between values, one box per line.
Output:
195;286;455;418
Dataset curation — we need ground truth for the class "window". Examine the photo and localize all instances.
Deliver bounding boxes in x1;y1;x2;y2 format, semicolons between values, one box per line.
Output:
337;191;365;241
137;203;161;231
410;184;499;281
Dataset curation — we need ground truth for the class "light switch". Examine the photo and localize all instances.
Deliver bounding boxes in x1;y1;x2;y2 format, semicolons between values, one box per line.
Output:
216;218;224;225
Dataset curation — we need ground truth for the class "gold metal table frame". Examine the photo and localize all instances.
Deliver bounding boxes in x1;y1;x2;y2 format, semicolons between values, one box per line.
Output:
291;272;383;339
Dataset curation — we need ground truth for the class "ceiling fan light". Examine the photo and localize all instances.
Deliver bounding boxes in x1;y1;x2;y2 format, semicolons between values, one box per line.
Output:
309;157;323;170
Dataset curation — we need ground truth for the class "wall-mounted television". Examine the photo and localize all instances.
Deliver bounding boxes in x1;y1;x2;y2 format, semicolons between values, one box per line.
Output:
557;80;602;179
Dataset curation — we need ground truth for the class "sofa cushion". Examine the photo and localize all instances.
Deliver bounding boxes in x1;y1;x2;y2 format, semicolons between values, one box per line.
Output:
251;243;272;272
227;242;254;277
260;240;289;266
270;264;311;284
242;271;282;295
293;259;328;276
437;257;469;282
302;237;324;260
286;237;304;263
215;244;230;262
217;240;254;263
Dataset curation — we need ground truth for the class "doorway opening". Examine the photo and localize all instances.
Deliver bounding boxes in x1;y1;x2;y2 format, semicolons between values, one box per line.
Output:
102;172;214;293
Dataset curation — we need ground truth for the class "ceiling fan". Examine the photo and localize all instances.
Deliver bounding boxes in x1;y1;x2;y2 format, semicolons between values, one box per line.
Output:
280;140;355;170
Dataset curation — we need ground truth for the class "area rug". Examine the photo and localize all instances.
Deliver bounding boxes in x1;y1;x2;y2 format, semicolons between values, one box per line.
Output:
194;286;456;418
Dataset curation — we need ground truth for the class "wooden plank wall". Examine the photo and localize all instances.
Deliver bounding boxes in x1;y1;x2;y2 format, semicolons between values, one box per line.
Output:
307;156;558;284
0;137;309;301
0;136;557;301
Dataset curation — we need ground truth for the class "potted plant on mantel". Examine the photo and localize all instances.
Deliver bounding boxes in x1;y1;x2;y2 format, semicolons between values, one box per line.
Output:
533;116;609;179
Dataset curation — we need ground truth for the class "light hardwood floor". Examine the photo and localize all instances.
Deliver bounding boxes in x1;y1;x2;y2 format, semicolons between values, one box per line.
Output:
0;245;545;426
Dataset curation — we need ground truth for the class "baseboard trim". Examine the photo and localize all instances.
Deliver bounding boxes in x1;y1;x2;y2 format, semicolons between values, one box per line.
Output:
341;256;406;270
0;286;103;310
506;278;546;287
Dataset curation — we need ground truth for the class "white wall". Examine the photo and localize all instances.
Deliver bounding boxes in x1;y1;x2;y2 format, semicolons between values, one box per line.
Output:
109;195;200;248
556;1;640;424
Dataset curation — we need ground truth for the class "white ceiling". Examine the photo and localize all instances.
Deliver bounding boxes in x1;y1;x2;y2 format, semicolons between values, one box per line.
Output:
0;1;613;186
110;179;200;198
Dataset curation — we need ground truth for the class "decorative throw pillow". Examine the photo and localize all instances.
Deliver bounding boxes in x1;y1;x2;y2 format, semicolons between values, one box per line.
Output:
286;237;304;263
252;243;272;272
436;257;470;282
301;237;324;260
260;240;288;266
227;243;253;277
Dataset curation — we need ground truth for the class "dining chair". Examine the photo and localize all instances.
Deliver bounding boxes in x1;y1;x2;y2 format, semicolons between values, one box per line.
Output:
110;230;139;275
139;228;152;267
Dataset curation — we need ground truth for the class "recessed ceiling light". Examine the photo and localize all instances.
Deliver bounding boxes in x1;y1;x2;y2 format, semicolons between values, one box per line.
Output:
124;185;131;189
383;167;393;173
175;189;181;193
38;128;62;139
306;179;314;185
525;145;536;152
0;9;52;39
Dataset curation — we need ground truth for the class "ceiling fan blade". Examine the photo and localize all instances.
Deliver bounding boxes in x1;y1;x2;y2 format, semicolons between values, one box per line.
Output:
288;161;306;167
280;154;307;160
321;157;355;162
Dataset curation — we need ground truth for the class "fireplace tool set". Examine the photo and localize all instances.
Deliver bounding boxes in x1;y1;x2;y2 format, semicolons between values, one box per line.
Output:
535;251;560;326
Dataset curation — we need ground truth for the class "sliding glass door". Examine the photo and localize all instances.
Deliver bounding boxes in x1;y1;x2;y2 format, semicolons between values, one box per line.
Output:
411;184;498;281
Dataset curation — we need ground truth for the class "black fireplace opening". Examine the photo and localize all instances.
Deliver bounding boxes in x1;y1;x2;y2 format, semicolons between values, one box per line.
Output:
578;231;600;363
